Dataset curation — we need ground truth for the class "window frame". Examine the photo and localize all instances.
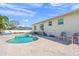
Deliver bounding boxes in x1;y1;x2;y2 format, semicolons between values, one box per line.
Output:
40;24;44;30
58;18;64;25
48;21;52;26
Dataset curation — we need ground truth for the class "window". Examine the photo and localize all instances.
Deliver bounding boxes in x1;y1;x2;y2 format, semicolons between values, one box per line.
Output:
58;18;64;25
40;24;44;30
48;21;52;26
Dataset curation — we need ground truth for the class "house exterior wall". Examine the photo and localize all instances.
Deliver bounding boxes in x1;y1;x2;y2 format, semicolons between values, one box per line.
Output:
32;10;79;36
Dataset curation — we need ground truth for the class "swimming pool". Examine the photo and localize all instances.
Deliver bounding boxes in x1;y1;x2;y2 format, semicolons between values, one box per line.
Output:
6;35;38;44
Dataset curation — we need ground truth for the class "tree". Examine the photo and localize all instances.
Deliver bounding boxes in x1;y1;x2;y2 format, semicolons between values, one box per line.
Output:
0;15;9;33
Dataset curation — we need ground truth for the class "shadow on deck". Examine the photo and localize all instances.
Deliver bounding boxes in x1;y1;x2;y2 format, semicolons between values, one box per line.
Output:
38;35;72;45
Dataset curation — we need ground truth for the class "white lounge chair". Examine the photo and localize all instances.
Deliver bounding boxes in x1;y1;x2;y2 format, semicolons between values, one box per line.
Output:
2;31;12;35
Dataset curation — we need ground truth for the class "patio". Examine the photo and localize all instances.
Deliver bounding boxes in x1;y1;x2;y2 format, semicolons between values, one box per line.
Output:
0;34;79;56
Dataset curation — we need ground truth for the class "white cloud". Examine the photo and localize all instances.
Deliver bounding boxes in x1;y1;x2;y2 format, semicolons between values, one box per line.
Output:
0;3;36;17
45;3;65;11
24;19;29;22
0;9;34;17
71;4;79;10
50;3;63;6
30;3;43;7
17;25;25;27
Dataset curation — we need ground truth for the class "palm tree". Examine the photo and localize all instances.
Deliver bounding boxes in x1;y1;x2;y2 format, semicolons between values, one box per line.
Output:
0;15;9;34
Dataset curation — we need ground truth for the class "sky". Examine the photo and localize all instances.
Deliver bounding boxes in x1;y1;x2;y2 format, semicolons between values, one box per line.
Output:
0;3;79;27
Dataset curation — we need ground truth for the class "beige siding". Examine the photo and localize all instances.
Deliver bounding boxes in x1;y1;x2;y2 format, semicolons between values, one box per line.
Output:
60;10;79;33
32;10;79;35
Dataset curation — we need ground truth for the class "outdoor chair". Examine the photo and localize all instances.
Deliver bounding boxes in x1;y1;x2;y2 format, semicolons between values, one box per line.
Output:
58;32;67;41
73;33;79;44
43;31;47;36
58;32;72;43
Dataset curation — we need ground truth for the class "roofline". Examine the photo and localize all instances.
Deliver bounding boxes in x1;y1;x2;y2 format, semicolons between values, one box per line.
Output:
32;8;79;25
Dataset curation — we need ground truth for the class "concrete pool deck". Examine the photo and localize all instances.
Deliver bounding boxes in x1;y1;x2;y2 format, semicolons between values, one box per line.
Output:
0;34;79;56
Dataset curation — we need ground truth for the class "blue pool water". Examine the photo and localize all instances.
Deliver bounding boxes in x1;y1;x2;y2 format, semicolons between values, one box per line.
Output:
6;35;38;43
